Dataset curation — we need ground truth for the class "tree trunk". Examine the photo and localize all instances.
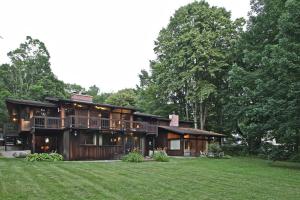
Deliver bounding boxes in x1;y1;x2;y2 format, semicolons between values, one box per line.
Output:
192;103;198;129
199;102;207;130
185;102;189;121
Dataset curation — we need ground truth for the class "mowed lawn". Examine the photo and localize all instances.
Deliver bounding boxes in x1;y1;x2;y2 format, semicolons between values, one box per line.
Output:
1;157;300;200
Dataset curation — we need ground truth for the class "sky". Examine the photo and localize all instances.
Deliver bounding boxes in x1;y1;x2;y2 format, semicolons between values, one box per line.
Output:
0;0;251;92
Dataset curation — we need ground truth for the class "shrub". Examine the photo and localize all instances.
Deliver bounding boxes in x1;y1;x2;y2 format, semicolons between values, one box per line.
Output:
222;144;248;156
122;151;144;163
25;153;63;162
208;143;222;154
289;153;300;162
152;150;169;162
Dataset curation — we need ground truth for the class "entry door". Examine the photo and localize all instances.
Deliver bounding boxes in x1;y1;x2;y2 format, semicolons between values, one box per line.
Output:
184;139;191;156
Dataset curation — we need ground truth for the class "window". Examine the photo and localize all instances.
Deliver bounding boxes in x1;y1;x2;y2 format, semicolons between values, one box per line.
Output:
170;139;180;150
80;133;96;145
99;135;103;146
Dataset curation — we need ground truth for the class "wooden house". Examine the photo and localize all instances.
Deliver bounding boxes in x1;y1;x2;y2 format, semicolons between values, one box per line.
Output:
3;94;224;160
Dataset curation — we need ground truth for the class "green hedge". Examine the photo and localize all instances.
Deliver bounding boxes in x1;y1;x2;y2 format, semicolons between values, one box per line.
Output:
25;153;64;162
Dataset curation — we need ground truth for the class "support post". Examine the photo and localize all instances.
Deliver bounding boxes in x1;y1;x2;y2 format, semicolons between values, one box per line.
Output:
32;133;36;153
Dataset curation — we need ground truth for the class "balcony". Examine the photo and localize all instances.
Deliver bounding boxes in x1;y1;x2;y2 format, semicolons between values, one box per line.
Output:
3;123;19;136
30;116;158;134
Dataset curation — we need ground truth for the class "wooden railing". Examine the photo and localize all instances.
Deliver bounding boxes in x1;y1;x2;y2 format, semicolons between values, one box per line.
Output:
30;116;158;134
3;123;19;136
31;116;61;129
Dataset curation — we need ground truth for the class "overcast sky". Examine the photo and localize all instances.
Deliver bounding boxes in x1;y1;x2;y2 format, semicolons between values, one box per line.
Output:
0;0;251;92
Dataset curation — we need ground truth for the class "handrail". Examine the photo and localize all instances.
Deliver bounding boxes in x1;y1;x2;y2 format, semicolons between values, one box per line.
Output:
30;115;158;133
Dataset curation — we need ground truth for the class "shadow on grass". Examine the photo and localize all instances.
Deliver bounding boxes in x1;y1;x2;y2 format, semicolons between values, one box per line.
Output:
268;160;300;170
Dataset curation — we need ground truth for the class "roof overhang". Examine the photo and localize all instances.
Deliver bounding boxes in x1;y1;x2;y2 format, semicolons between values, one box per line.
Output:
159;126;225;137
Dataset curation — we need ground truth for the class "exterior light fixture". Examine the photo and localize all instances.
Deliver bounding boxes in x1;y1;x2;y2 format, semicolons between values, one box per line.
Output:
45;137;49;143
12;117;17;122
74;131;78;136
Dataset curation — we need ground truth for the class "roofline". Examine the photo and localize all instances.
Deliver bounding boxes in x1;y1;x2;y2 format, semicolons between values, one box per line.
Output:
57;99;139;111
159;126;225;137
133;112;193;123
6;98;57;108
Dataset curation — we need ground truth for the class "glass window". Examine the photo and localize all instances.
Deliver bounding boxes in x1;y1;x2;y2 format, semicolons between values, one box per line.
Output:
80;133;96;145
99;135;103;146
170;139;180;150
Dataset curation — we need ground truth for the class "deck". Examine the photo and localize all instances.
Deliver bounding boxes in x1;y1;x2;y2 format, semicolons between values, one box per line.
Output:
5;116;158;134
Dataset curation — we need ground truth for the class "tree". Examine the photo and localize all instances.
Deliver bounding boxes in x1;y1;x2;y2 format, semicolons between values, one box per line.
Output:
138;1;243;129
105;88;137;107
0;36;67;124
227;0;300;154
65;83;85;95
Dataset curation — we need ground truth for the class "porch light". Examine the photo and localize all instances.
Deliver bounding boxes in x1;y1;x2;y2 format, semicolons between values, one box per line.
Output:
12;117;17;122
136;124;140;128
45;137;49;143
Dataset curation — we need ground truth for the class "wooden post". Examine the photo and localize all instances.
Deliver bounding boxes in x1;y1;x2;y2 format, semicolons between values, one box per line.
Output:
109;112;112;129
87;109;90;128
60;106;65;128
32;133;36;153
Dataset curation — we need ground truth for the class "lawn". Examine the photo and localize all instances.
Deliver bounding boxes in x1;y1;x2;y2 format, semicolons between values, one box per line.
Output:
0;157;300;200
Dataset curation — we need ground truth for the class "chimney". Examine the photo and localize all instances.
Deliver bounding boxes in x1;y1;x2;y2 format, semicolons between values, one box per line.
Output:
169;114;179;127
71;93;93;103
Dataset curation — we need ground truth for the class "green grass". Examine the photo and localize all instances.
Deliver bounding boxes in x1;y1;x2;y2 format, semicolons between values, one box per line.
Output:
0;157;300;200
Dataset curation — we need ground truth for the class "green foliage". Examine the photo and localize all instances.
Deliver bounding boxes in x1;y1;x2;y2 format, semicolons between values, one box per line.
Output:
25;153;63;162
208;143;222;154
227;0;300;155
289;153;300;163
105;88;137;107
137;1;244;129
152;150;169;162
0;36;67;124
222;144;248;156
122;151;144;163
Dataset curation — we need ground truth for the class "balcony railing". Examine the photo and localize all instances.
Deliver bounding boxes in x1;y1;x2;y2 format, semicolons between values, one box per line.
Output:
3;123;19;136
30;116;158;134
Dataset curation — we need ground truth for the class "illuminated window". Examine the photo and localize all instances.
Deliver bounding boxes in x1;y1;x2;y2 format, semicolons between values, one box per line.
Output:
170;140;180;150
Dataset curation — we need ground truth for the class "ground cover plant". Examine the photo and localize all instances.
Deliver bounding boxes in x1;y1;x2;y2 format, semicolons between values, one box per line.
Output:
0;157;300;200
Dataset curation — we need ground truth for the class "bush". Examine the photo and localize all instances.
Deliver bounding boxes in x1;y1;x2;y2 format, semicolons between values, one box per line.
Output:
152;150;169;162
25;153;63;162
222;144;248;156
208;143;222;154
289;153;300;162
122;151;144;163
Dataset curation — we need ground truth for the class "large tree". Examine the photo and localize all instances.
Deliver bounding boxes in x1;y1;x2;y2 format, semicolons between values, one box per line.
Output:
138;1;243;130
105;88;137;107
228;0;300;153
0;36;67;123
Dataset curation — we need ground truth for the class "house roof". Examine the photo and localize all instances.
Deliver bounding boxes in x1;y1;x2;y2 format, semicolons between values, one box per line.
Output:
134;112;194;123
134;112;167;120
159;126;225;137
58;99;139;111
6;98;57;108
7;97;138;111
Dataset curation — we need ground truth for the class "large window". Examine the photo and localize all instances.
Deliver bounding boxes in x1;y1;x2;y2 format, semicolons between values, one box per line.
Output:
170;139;180;150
